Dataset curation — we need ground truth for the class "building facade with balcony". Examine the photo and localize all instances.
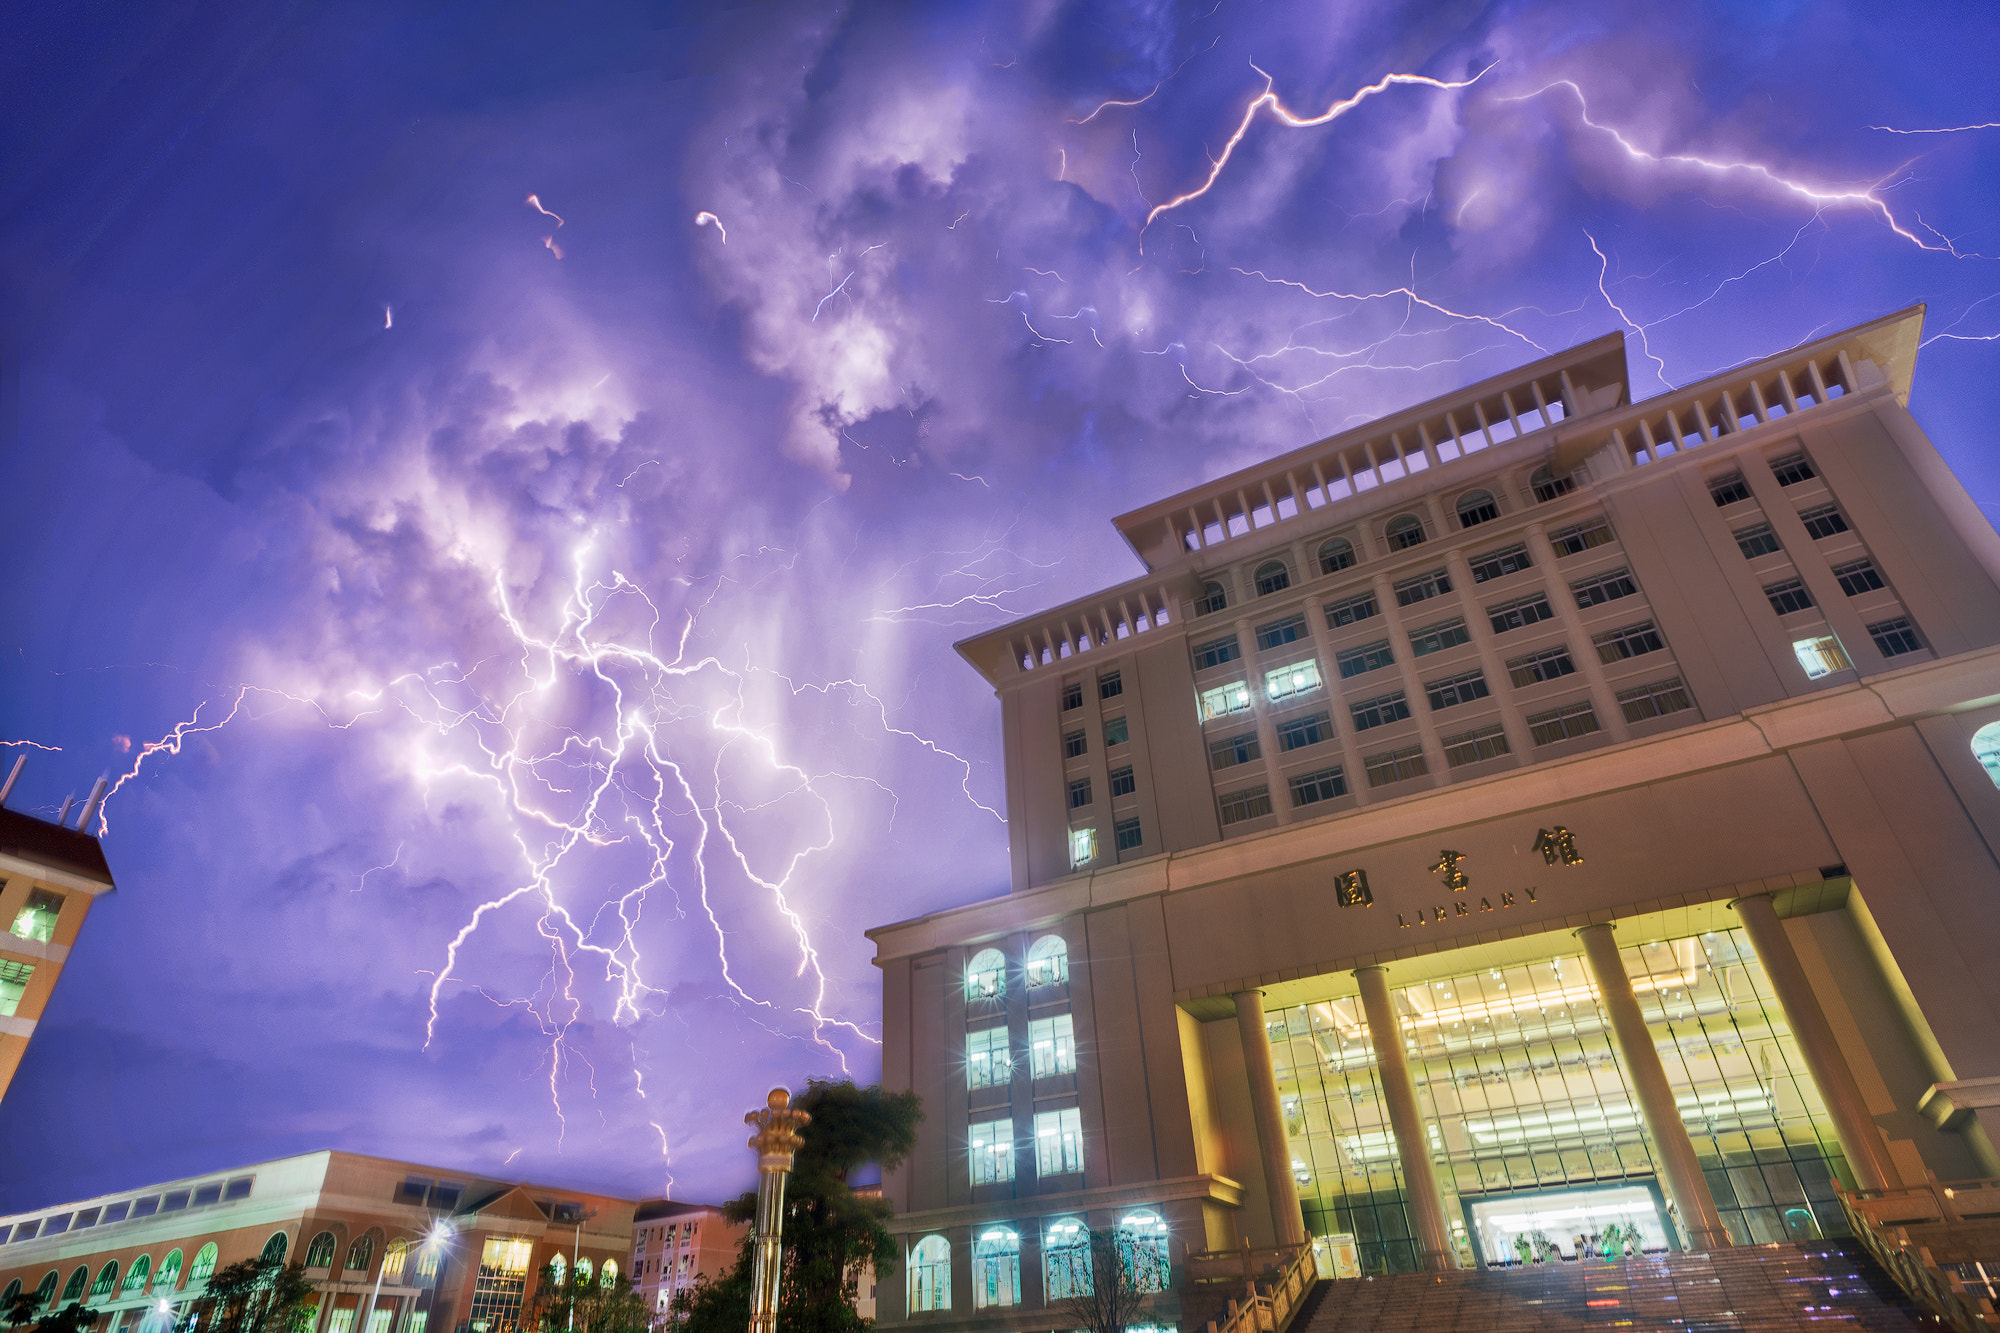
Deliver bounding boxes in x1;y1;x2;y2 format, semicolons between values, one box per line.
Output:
867;306;2000;1333
0;1152;633;1333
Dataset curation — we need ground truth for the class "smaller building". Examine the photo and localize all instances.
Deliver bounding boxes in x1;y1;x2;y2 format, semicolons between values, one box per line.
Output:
0;795;117;1102
629;1201;744;1316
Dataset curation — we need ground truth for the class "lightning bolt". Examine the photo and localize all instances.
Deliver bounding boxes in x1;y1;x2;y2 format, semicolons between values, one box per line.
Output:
1144;61;1494;228
1869;120;2000;134
526;194;566;227
1585;230;1670;390
695;211;728;243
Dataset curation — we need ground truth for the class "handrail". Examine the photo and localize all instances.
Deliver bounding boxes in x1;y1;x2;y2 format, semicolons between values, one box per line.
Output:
1187;1240;1317;1333
1835;1181;1999;1332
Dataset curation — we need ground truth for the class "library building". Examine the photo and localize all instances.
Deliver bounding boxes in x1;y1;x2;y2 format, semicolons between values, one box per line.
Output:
867;306;2000;1332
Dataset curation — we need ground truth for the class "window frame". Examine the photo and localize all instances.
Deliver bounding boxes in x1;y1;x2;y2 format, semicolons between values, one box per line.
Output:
1423;669;1491;711
1218;785;1274;826
1253;560;1292;596
1288;767;1347;806
1455;490;1500;528
1488;594;1555;635
1335;639;1394;678
1317;538;1357;574
1385;514;1427;549
1350;691;1412;732
1325;592;1379;627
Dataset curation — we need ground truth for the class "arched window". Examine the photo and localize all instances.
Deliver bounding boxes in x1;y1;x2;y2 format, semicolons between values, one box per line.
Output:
1253;560;1291;596
1025;936;1068;989
1456;490;1499;527
62;1267;89;1303
381;1241;408;1283
415;1242;442;1284
1386;514;1426;549
121;1258;152;1297
575;1257;593;1284
965;948;1006;1001
1043;1218;1092;1299
1;1281;17;1309
1317;538;1355;575
189;1245;218;1286
1530;465;1576;503
1974;722;2000;790
1117;1211;1170;1292
304;1232;337;1270
1195;580;1228;616
155;1250;183;1293
972;1228;1020;1309
547;1253;566;1287
908;1236;951;1312
600;1259;618;1289
33;1273;58;1309
89;1263;119;1299
344;1237;374;1277
261;1233;290;1266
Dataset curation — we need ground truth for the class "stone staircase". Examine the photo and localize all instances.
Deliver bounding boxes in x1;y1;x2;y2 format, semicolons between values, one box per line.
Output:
1294;1242;1944;1331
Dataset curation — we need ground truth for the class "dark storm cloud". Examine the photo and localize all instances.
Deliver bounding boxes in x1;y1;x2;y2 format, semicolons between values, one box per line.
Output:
2;0;1996;1207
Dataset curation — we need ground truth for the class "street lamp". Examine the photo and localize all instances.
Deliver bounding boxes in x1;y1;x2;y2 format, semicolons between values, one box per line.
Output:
744;1088;810;1333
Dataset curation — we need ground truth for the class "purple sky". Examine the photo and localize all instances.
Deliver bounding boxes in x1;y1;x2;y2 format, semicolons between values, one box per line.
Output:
3;0;1997;1211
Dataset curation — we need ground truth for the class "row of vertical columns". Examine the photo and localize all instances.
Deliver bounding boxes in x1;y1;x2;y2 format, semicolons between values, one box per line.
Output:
1235;990;1307;1245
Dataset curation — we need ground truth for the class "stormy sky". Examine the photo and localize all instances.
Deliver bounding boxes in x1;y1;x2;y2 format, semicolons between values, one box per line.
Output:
2;0;1996;1210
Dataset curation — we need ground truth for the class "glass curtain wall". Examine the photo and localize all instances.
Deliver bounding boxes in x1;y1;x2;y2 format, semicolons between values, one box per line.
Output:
1269;926;1849;1274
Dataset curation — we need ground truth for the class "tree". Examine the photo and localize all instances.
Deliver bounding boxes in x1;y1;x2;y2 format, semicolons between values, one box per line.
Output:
525;1263;656;1333
670;1080;922;1333
1049;1227;1168;1333
185;1259;317;1333
3;1290;43;1331
32;1305;100;1333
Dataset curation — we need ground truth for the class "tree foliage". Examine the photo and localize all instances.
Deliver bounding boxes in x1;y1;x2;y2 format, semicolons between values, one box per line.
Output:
525;1264;655;1333
185;1258;318;1333
4;1295;100;1333
1051;1228;1167;1333
670;1080;921;1333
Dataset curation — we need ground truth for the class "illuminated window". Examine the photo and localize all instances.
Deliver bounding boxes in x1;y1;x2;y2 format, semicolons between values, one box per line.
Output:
574;1256;592;1284
969;1119;1015;1185
121;1258;152;1297
600;1260;618;1289
1117;1211;1171;1291
1386;514;1426;549
1973;723;2000;791
344;1237;373;1277
88;1263;119;1298
1254;561;1291;596
972;1229;1020;1309
548;1255;565;1287
9;890;61;943
1265;659;1322;702
1025;935;1068;988
1043;1219;1092;1299
1029;1014;1076;1078
966;949;1006;1001
966;1027;1011;1090
470;1238;533;1333
1198;681;1251;721
1318;538;1356;574
305;1233;337;1270
0;960;32;1017
381;1242;407;1282
1069;828;1097;869
155;1250;183;1293
1035;1108;1085;1176
908;1237;950;1312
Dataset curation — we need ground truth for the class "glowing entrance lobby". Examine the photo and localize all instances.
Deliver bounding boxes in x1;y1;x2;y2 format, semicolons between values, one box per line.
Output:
868;308;2000;1333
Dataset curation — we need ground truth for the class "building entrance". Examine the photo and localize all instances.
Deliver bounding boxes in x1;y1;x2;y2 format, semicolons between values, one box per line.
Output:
1464;1182;1669;1267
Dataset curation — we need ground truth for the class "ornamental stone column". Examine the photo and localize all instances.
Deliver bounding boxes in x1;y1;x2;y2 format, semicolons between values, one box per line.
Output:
746;1088;811;1333
1574;924;1730;1250
1234;990;1306;1245
1353;966;1454;1270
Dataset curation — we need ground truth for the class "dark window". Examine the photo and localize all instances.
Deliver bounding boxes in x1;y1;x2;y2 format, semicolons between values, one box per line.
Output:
1443;725;1510;767
1104;716;1129;747
223;1178;253;1202
1350;692;1411;731
1549;519;1614;556
1114;818;1143;852
1764;579;1815;615
1196;581;1229;615
1456;490;1500;527
1364;746;1427;787
1289;767;1348;806
99;1204;127;1224
1618;678;1694;723
1208;732;1261;770
1219;786;1273;825
1408;619;1471;656
1468;543;1533;583
1098;670;1123;700
1531;466;1577;503
1868;617;1923;657
1386;515;1427;549
1318;539;1356;574
1063;730;1087;758
1571;568;1638;608
1193;635;1241;670
396;1177;432;1206
1276;713;1333;751
1508;647;1576;688
1336;640;1394;678
1325;592;1379;627
192;1184;222;1207
131;1198;160;1218
1772;452;1816;486
1060;681;1083;711
1528;702;1601;745
1488;594;1556;634
1593;621;1664;663
1393;569;1452;606
1067;778;1092;809
430;1183;462;1210
1800;504;1849;539
1256;615;1307;650
1109;767;1135;797
1255;560;1292;595
1424;670;1490;711
1833;559;1885;596
1708;472;1752;506
1734;523;1782;558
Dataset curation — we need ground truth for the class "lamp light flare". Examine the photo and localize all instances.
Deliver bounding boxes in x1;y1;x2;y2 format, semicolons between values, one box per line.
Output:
1143;61;1496;228
695;211;728;243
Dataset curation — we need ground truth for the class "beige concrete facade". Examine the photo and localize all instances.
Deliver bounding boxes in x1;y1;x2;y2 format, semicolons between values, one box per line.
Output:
629;1200;744;1316
0;800;116;1102
868;306;2000;1330
0;1151;632;1333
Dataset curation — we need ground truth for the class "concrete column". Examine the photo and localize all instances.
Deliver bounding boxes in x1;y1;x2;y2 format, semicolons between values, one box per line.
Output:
1438;548;1536;761
1233;990;1307;1245
1234;617;1296;825
1353;966;1454;1270
1575;924;1731;1250
1366;574;1450;786
1520;524;1631;742
1731;894;1902;1191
